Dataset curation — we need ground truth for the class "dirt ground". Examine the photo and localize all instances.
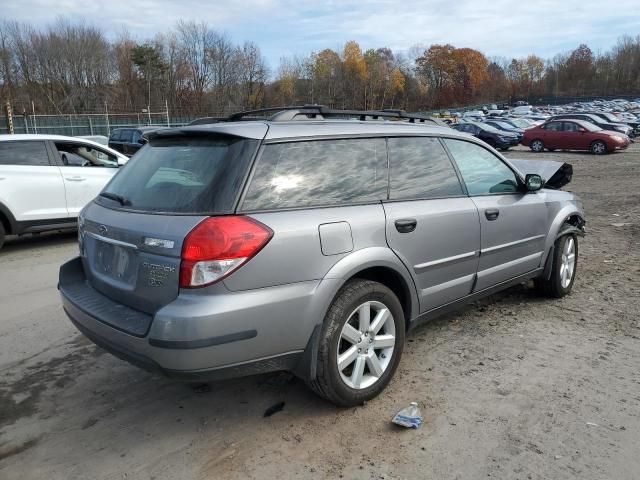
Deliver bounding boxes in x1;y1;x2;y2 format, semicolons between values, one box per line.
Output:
1;144;639;480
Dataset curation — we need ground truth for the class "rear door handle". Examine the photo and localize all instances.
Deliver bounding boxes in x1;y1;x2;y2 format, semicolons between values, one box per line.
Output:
485;209;500;221
66;176;86;182
395;219;417;233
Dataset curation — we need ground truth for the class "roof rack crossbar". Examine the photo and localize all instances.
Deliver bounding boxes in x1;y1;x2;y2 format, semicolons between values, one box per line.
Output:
191;105;443;126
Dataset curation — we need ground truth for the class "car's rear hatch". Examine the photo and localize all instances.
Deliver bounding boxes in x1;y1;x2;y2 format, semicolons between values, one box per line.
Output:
79;125;265;315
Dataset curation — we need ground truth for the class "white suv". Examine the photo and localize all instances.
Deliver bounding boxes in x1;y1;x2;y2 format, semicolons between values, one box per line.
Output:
0;134;128;249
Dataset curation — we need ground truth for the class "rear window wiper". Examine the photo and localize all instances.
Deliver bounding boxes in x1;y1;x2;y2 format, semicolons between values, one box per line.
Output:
99;192;131;206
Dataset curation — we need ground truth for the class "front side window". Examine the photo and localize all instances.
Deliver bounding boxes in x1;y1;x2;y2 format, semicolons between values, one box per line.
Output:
0;141;50;166
444;139;519;195
388;137;463;200
131;131;142;144
55;143;118;168
563;122;579;132
242;138;387;211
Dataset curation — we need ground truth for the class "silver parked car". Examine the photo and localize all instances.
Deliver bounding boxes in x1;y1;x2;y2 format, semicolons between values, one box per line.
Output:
59;106;585;406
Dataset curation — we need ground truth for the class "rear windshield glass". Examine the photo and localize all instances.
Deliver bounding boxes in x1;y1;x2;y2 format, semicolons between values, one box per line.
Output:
97;136;257;214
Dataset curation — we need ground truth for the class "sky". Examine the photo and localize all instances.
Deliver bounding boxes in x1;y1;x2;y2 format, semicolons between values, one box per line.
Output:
3;0;640;69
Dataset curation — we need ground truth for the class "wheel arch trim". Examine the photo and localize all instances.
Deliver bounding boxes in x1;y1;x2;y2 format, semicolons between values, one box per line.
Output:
541;207;585;271
0;201;17;234
295;247;419;381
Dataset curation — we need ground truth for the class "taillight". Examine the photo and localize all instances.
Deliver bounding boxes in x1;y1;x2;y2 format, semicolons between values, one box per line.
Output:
179;216;273;288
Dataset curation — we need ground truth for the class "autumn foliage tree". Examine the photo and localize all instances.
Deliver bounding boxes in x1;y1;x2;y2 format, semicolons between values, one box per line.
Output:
1;17;640;116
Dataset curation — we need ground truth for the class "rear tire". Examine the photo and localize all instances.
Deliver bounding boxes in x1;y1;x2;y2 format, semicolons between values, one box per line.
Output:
590;140;607;155
308;279;405;407
535;234;578;298
530;139;544;152
0;221;5;250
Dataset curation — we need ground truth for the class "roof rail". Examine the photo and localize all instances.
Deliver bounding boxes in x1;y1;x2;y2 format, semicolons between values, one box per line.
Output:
189;105;443;126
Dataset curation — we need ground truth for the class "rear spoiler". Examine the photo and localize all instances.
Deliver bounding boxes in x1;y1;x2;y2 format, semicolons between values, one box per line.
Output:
509;159;573;189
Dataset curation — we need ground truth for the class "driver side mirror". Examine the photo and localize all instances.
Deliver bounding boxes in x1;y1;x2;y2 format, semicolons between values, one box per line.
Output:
578;127;587;133
525;174;544;192
138;137;147;145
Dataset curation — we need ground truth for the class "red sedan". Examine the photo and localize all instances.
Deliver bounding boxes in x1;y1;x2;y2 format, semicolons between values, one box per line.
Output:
522;119;630;154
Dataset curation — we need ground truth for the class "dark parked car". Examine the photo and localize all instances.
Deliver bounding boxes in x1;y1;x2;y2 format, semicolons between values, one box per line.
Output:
452;122;520;150
522;119;630;154
588;112;640;135
108;127;157;156
483;120;525;141
549;114;634;138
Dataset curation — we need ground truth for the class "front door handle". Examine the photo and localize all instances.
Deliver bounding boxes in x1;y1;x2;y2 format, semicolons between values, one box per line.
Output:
485;209;500;221
395;219;417;233
66;176;86;182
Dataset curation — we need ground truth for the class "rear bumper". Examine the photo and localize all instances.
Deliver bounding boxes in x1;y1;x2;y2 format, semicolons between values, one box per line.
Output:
59;257;325;380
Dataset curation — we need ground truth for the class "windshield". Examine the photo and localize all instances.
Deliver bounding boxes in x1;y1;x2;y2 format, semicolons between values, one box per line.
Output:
97;135;258;214
492;122;516;130
580;122;603;132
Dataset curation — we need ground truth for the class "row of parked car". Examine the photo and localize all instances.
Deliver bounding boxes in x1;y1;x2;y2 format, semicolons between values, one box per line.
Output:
450;100;639;154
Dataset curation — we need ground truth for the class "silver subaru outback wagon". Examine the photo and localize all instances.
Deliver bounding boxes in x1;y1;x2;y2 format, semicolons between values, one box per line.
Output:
59;106;585;406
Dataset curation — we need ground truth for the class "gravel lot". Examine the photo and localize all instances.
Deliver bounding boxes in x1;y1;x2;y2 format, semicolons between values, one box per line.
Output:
1;144;639;480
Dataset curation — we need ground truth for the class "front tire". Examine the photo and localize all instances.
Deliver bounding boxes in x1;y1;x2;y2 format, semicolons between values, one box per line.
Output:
535;234;578;298
590;140;607;155
308;279;405;406
530;139;544;152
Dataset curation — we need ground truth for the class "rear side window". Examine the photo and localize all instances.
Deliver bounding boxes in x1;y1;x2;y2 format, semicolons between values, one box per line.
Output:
98;136;258;214
242;138;387;211
544;122;563;131
388;137;463;200
120;130;133;143
0;141;50;166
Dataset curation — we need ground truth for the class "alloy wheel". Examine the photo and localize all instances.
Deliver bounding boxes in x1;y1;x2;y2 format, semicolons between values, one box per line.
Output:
560;237;576;289
531;140;544;152
336;301;396;390
592;141;606;154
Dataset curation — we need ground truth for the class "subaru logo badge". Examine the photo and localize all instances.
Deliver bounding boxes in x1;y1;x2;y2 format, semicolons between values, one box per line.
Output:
98;225;108;235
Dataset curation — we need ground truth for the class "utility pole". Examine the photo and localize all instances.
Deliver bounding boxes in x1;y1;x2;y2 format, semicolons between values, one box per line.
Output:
105;101;110;136
31;100;38;134
4;100;14;134
165;99;170;127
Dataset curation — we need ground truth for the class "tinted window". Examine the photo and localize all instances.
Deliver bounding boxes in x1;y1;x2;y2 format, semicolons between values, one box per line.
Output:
131;130;142;143
545;122;563;131
110;130;123;141
242;138;387;210
0;141;50;166
120;130;133;143
99;136;257;214
444;139;519;195
388;137;463;200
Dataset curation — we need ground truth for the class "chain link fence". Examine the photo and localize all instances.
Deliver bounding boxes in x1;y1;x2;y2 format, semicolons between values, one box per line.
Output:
0;110;196;136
